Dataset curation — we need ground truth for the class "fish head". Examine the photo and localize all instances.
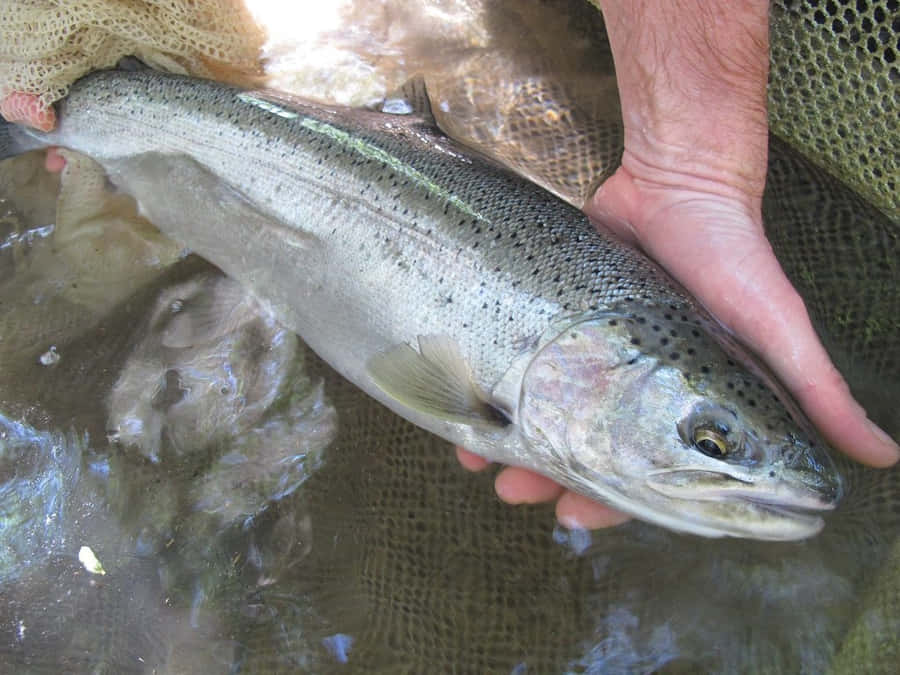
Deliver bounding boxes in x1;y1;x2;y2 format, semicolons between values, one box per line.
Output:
517;306;843;540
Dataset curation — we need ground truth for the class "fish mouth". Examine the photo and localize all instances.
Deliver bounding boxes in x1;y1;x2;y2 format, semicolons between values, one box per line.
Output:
715;498;827;540
726;490;836;514
737;498;829;524
643;469;839;540
647;469;838;508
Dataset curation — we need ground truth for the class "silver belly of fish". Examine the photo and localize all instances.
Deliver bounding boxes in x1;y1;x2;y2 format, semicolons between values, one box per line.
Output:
1;69;843;540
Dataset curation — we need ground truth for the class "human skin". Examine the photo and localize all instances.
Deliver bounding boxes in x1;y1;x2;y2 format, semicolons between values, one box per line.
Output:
4;1;898;531
458;0;899;530
0;92;56;132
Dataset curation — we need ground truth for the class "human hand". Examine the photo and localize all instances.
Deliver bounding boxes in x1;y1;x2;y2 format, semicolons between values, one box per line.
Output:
0;92;56;132
458;143;898;529
586;0;899;472
457;0;897;530
456;446;633;529
588;157;900;471
0;95;67;173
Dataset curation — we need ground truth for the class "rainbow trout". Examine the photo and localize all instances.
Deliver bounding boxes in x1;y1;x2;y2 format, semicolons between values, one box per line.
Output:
0;69;842;539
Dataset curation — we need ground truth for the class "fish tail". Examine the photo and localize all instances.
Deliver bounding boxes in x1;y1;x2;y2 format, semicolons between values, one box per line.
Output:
0;117;16;161
0;118;46;162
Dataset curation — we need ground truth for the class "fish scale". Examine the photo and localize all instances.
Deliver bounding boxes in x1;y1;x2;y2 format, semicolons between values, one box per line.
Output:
1;69;842;539
36;71;684;384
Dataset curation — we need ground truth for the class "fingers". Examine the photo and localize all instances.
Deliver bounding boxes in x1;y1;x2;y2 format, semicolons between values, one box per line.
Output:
45;147;67;173
496;466;631;529
455;446;491;471
456;447;631;529
555;491;633;530
588;169;899;468
0;92;56;132
667;227;900;467
733;279;900;467
0;93;66;174
494;466;564;503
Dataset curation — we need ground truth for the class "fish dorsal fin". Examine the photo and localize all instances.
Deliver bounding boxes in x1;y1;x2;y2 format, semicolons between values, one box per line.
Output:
368;335;508;430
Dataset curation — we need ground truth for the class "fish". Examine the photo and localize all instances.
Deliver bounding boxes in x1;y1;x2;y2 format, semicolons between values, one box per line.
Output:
0;68;843;540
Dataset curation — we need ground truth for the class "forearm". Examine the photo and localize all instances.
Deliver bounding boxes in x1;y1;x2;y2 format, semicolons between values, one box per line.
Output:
594;0;770;199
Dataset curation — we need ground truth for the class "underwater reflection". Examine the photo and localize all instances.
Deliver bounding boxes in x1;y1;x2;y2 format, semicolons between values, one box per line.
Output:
1;0;899;668
1;150;899;673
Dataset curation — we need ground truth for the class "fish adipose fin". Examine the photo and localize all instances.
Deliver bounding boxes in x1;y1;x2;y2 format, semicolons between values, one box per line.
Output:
368;335;509;430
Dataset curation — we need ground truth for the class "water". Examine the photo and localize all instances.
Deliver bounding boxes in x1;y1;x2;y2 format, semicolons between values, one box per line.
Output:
1;1;899;671
1;146;898;673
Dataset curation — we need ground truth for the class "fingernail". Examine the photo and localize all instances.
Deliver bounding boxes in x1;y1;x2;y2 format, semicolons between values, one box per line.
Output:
493;479;515;503
866;419;900;459
557;514;584;530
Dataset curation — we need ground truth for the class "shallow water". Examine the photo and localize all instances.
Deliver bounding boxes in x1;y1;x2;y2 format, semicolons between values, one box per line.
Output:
1;1;899;672
1;150;898;673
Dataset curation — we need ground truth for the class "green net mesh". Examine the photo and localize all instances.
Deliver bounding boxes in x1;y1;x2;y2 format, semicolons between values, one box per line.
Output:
769;0;898;222
0;1;898;673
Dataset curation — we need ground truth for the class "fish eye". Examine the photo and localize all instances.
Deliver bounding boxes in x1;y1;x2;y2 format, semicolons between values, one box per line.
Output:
693;428;729;458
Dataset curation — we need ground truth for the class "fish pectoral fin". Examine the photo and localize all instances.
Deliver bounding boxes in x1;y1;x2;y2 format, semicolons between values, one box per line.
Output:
368;335;509;430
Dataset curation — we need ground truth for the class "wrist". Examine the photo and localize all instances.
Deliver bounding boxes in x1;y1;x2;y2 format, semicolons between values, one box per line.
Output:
596;0;770;198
